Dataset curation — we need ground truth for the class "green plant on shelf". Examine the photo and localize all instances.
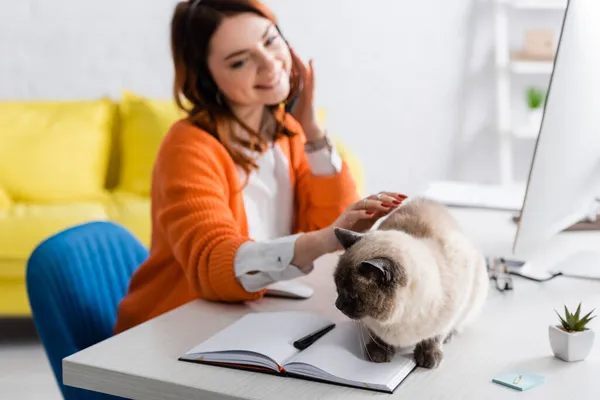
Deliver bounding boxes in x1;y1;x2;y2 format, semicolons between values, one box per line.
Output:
526;87;546;110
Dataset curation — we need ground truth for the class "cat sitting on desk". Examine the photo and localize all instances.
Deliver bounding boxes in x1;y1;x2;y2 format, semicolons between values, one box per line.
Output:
332;197;489;369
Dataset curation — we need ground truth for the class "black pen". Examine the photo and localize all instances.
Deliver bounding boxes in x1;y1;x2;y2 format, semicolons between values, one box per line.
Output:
293;323;336;350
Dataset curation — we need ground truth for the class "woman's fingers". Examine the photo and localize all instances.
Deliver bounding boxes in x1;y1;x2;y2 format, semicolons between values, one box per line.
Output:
369;192;408;203
361;199;396;213
352;192;408;213
337;191;408;233
342;209;377;228
290;49;308;80
307;59;315;91
372;193;400;206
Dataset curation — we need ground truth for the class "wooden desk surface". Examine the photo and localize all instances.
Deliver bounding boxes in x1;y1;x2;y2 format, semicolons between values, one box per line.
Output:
63;208;600;399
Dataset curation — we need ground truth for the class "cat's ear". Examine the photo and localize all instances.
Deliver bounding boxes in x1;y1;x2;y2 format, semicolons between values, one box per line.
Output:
334;227;364;249
360;258;392;283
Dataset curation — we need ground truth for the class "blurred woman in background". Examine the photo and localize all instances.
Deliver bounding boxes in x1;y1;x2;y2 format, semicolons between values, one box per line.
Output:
113;0;406;334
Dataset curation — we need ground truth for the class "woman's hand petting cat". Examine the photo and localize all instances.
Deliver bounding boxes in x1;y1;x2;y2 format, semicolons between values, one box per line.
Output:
291;192;407;269
322;192;408;251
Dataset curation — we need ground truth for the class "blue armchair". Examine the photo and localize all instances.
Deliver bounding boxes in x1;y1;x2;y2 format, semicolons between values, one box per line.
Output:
26;221;148;399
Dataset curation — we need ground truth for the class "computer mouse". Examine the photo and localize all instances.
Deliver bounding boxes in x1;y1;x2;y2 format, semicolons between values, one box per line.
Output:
264;280;314;299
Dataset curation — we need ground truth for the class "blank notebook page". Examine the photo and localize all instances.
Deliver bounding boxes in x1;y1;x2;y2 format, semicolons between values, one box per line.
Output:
287;321;415;385
184;311;333;366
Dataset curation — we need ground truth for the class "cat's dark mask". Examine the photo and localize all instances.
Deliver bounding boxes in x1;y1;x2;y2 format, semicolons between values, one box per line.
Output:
333;228;399;320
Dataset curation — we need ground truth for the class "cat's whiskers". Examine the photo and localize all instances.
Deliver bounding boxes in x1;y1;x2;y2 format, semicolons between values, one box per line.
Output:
355;320;395;363
353;321;372;361
362;321;395;354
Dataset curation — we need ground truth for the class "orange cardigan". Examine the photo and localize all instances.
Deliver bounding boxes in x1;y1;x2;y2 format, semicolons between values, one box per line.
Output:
113;115;359;334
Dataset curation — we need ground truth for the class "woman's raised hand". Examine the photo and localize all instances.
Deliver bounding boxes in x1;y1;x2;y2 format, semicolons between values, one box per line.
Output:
289;49;322;142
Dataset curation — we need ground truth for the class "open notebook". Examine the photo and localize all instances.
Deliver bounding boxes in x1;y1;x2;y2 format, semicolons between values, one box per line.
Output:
179;311;416;393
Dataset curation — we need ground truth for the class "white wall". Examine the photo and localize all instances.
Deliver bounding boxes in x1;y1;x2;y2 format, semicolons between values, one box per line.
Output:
264;0;476;194
0;0;564;195
0;0;178;99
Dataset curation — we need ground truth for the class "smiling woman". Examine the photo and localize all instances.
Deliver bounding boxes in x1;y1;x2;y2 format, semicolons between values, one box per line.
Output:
209;16;291;104
112;0;407;335
170;0;302;173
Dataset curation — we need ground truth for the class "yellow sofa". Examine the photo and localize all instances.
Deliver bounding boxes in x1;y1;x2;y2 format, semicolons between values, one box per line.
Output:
0;93;365;317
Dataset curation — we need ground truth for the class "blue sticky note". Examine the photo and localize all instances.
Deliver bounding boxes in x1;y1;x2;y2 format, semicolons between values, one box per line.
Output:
492;372;545;391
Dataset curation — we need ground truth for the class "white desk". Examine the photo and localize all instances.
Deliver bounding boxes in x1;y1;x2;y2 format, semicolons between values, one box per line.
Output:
63;208;600;399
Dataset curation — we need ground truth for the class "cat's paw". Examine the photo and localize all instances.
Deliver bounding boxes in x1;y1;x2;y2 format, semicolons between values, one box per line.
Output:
365;340;395;363
413;340;443;369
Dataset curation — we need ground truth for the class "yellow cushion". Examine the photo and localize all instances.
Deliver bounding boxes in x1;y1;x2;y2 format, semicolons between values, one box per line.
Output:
0;99;115;202
0;279;30;316
0;202;110;268
105;191;151;247
0;186;11;211
333;137;365;197
117;91;185;196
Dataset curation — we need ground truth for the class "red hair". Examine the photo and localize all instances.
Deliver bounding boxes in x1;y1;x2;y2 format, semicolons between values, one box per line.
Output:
170;0;301;175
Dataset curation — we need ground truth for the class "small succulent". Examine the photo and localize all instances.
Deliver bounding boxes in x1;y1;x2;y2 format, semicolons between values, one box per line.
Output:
555;302;596;332
526;87;546;109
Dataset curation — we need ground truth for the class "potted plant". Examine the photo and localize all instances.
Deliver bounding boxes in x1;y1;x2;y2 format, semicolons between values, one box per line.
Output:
549;302;596;362
526;86;546;130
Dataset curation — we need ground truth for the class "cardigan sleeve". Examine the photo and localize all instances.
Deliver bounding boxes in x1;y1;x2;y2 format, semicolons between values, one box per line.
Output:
154;140;266;302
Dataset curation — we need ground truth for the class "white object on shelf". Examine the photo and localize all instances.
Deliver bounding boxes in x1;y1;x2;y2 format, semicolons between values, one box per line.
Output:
421;180;526;211
513;108;544;138
528;108;544;128
510;60;554;74
513;125;540;139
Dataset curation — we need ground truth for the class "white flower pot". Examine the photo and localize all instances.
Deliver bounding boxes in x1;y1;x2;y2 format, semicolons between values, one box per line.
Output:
548;324;595;362
528;108;544;130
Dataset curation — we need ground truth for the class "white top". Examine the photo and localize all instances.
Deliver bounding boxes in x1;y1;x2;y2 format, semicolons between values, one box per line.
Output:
233;142;342;291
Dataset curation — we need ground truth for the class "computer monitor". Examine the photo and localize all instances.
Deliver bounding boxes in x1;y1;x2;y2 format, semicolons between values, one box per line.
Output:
512;0;600;275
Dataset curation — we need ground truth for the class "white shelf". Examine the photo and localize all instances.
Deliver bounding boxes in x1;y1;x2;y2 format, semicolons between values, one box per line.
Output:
502;0;567;10
491;0;560;187
513;125;540;139
510;60;554;74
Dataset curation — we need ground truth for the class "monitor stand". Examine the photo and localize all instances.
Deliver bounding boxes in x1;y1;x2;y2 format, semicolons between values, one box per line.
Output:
547;250;600;280
513;198;600;279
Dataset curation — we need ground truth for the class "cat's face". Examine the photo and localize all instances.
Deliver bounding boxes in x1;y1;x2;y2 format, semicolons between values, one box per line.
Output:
332;227;409;322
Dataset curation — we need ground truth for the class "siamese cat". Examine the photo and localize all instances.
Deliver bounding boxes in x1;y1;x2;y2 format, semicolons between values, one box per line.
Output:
333;197;489;369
